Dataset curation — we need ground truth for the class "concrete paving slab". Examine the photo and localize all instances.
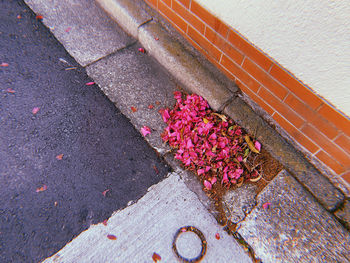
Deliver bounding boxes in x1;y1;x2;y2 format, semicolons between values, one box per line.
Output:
24;0;134;66
86;44;178;154
42;173;252;262
223;184;258;224
237;170;350;263
163;153;220;219
224;97;344;211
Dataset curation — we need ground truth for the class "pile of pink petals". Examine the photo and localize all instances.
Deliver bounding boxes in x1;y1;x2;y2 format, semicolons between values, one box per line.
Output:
161;92;259;190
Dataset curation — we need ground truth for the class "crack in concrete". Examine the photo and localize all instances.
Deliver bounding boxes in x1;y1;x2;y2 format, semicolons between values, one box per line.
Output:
137;18;153;29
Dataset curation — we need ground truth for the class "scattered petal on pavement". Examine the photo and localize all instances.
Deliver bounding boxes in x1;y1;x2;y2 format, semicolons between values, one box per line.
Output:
131;106;137;113
56;154;64;160
141;126;151;137
152;252;161;262
262;202;271;209
153;165;159;174
65;27;72;32
32;107;40;115
102;219;108;226
148;104;154;109
6;88;15;93
102;189;110;197
36;184;47;193
85;82;95;86
36;14;43;21
107;234;117;240
1;62;9;67
138;48;145;53
215;233;220;240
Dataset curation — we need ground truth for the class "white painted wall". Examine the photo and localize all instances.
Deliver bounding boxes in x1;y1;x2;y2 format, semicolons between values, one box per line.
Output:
196;0;350;116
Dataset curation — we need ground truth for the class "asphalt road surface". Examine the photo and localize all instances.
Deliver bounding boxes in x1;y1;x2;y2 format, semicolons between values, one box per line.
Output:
0;1;169;262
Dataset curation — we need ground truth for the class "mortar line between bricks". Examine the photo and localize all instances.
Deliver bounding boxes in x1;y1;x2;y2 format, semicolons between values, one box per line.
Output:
83;40;138;68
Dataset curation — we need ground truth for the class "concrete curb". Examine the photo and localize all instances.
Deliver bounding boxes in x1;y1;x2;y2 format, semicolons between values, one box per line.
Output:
96;0;345;211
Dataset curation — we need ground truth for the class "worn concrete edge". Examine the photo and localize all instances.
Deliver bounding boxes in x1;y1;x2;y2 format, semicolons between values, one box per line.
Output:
95;0;346;209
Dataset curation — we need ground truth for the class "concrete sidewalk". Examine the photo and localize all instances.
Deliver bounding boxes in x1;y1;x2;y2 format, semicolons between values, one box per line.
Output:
24;0;350;262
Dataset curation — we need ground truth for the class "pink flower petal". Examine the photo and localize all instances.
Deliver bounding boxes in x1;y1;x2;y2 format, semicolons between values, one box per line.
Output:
65;27;72;32
1;62;9;67
141;126;151;137
138;48;145;53
204;180;212;190
262;202;271;209
6;88;15;94
36;184;47;192
107;234;117;240
85;82;95;86
254;141;261;152
161;109;170;123
210;177;217;184
197;169;205;176
102;189;110;197
32;107;40;115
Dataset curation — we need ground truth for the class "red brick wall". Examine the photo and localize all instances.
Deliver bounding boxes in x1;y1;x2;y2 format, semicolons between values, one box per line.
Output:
144;0;350;187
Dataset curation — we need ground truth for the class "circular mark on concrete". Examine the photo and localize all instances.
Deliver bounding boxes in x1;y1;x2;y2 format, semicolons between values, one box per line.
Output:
172;226;207;262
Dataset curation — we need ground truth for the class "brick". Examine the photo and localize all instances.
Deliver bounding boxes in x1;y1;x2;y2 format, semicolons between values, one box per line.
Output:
259;87;305;128
190;1;228;37
285;94;339;139
228;29;272;71
208;55;236;81
335;134;350;155
205;26;243;65
159;1;187;33
237;80;275;115
316;151;345;175
272;112;319;153
270;64;323;110
221;55;260;92
187;26;221;61
302;124;350;168
176;0;190;8
182;32;232;85
161;0;171;7
172;0;205;34
243;58;288;100
318;104;350;137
